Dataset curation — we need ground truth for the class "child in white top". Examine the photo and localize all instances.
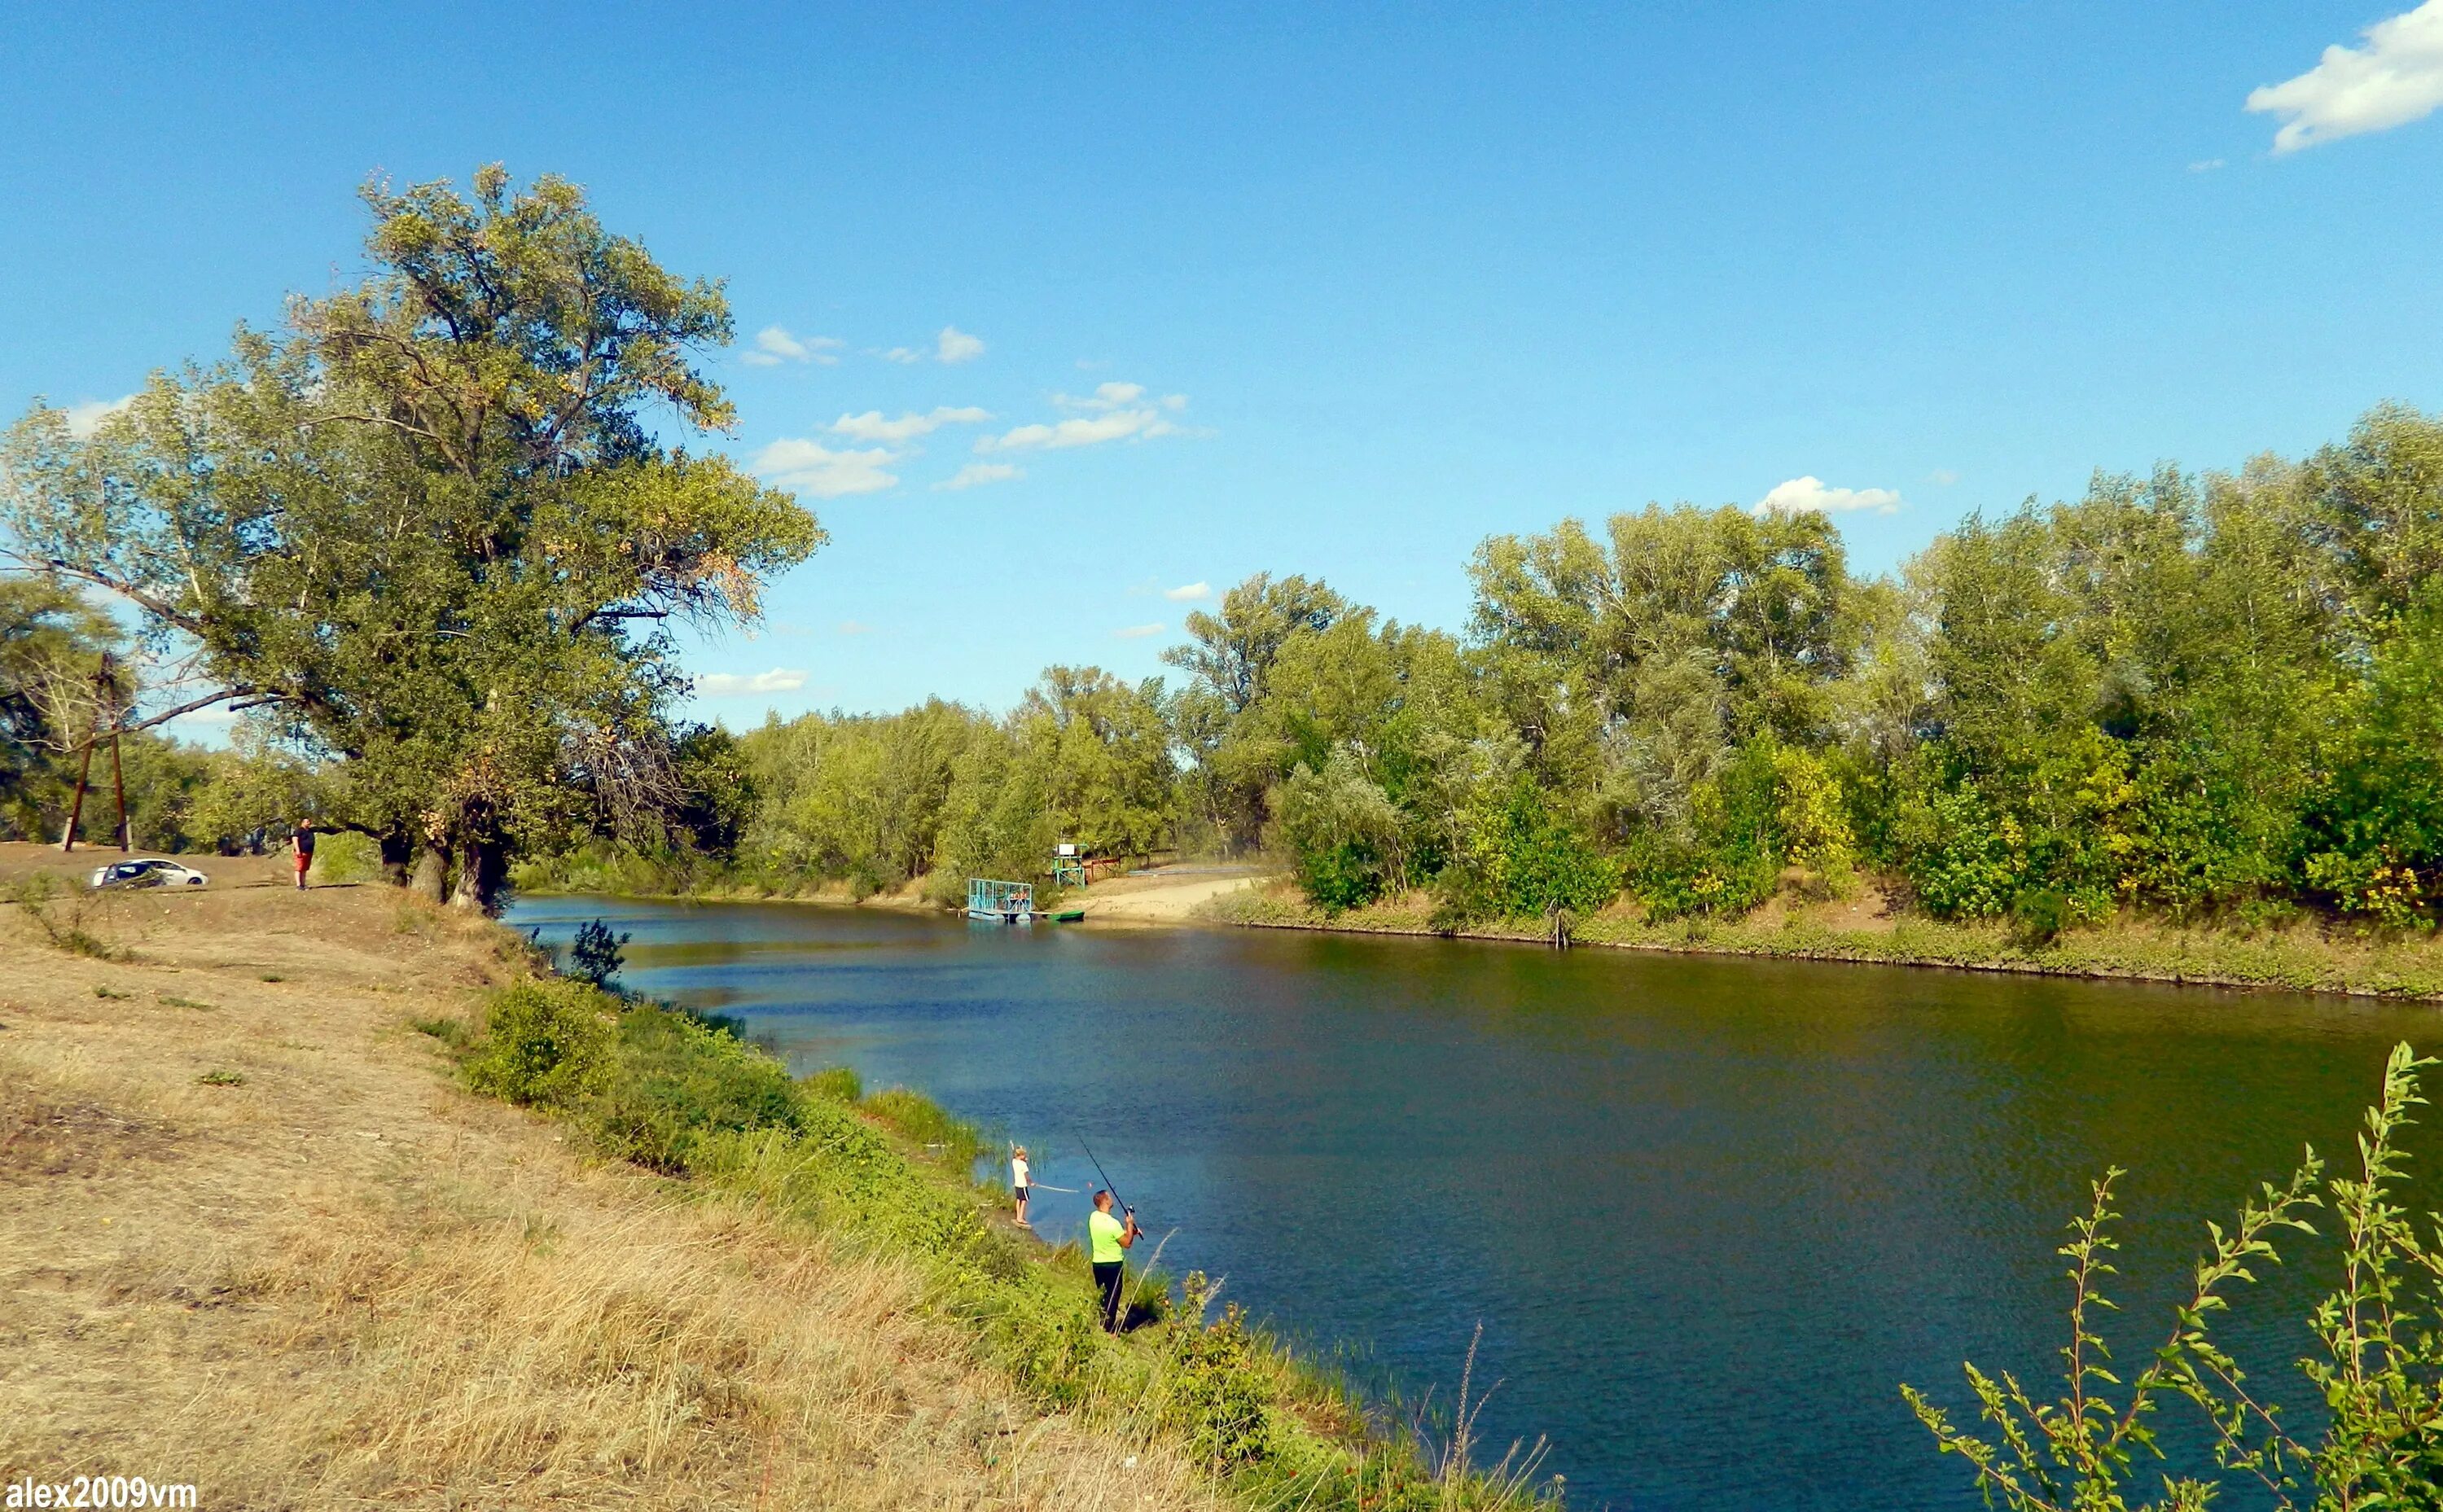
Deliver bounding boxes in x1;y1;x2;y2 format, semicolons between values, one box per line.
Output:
1010;1146;1032;1228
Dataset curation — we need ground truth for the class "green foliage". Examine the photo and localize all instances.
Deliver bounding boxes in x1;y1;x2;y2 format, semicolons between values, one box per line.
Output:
1276;746;1409;914
801;1064;862;1103
565;918;630;988
1441;777;1620;925
859;1084;993;1173
462;978;614;1107
1894;769;2028;919
1162;1273;1276;1468
309;831;382;885
581;1004;803;1172
2;165;823;912
408;1014;469;1049
1906;1041;2443;1510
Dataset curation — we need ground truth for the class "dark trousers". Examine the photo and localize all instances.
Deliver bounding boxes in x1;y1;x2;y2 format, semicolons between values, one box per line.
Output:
1093;1260;1125;1330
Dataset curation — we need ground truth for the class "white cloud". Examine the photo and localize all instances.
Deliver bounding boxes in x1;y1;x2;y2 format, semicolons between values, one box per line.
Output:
1163;581;1212;602
1752;476;1903;516
979;383;1195;454
876;346;924;364
830;405;993;443
2187;158;2226;173
695;668;809;697
743;326;841;366
752;437;900;497
63;395;133;436
1112;622;1166;639
936;326;985;364
1925;468;1961;486
1058;381;1147;411
2248;1;2443;153
936;462;1022;491
983;410;1176;451
836;620;875;635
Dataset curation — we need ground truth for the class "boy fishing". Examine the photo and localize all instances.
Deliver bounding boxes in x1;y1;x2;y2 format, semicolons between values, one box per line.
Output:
1009;1144;1032;1228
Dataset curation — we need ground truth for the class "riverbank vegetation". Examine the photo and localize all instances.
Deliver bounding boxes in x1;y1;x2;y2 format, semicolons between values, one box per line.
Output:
1908;1041;2443;1507
0;848;1550;1508
521;406;2443;993
441;946;1556;1509
9;163;2443;984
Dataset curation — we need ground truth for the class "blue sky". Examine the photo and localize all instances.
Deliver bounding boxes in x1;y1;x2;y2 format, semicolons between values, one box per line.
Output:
6;2;2441;725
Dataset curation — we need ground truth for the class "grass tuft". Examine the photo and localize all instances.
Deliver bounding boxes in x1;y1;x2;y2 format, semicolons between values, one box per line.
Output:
408;1014;469;1049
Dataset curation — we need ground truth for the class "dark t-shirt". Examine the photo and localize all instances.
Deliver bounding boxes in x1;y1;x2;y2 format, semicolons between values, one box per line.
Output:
293;826;317;857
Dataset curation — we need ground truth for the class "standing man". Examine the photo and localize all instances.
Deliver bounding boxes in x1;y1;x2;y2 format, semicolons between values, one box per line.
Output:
1010;1145;1033;1229
1086;1188;1140;1332
291;818;316;890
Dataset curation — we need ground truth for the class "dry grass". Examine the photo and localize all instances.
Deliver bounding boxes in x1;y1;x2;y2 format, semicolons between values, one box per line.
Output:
0;842;1225;1510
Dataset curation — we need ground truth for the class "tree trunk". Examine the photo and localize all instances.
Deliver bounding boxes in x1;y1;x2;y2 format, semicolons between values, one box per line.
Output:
450;837;508;915
410;846;447;903
379;831;415;888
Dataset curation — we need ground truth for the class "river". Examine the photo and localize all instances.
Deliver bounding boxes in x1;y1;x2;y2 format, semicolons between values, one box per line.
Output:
506;896;2439;1510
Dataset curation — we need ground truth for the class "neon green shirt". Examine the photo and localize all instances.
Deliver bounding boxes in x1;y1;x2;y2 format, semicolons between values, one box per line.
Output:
1088;1209;1126;1264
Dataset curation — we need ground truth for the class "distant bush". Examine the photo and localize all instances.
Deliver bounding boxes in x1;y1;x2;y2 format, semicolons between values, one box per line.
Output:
307;830;381;885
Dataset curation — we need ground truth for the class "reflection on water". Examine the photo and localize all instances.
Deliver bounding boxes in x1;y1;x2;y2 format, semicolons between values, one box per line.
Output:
507;895;2438;1511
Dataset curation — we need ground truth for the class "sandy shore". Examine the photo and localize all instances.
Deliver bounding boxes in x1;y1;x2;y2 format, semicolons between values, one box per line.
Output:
1068;863;1274;923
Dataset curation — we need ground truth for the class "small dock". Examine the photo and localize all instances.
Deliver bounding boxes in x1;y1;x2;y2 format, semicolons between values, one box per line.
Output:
966;878;1037;923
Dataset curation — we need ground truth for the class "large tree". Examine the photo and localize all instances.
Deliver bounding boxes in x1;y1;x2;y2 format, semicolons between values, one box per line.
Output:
0;166;822;909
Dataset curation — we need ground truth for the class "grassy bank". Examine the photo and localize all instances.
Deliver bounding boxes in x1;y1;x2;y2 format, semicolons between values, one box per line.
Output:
1202;877;2443;1001
439;971;1550;1510
0;844;1546;1510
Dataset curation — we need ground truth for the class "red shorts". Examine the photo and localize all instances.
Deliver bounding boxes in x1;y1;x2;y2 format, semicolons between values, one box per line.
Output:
294;852;312;874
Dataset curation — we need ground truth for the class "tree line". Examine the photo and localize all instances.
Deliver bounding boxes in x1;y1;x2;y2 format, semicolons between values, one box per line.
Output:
6;168;2438;936
613;406;2440;939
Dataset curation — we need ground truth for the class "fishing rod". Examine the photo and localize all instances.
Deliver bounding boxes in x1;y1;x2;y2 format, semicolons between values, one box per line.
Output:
1077;1133;1133;1217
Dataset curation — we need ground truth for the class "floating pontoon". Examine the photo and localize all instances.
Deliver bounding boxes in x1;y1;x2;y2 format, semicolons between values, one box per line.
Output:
967;878;1036;923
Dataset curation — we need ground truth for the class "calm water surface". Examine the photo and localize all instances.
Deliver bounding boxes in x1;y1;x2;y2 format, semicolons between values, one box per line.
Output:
506;896;2439;1510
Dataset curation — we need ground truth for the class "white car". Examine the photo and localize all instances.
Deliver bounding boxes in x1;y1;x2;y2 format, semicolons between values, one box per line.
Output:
88;857;210;890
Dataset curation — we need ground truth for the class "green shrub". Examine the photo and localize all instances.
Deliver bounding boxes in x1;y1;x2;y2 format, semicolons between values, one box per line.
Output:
409;1014;469;1048
566;917;630;988
802;1064;862;1103
1441;777;1619;925
580;1005;803;1172
860;1084;993;1172
1908;1042;2443;1510
1163;1272;1276;1469
1894;777;2025;918
307;830;380;884
462;978;614;1107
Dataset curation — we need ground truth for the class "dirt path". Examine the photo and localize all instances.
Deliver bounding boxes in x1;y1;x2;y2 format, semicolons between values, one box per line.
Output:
1069;865;1272;923
0;842;1220;1510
